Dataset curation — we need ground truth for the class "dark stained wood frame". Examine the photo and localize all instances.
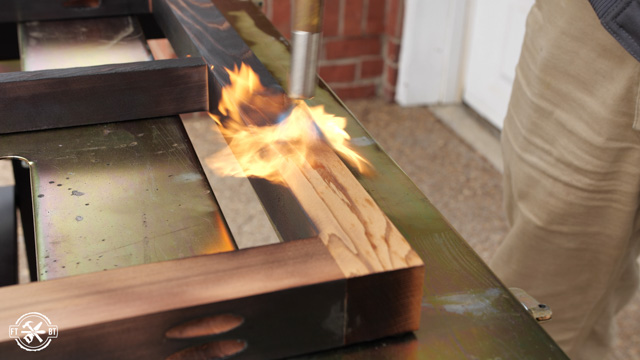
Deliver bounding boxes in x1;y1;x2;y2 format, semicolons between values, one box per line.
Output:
0;1;425;359
0;57;208;134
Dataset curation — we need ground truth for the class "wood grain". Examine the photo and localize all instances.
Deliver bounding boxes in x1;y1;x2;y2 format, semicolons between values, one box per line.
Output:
0;238;347;359
0;0;150;23
0;58;208;134
284;142;423;277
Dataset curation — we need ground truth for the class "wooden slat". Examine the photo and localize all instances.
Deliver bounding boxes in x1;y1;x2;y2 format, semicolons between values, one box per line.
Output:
0;238;347;359
0;58;208;134
0;0;150;23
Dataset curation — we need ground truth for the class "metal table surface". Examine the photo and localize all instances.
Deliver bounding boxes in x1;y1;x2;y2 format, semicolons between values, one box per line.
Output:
0;2;568;359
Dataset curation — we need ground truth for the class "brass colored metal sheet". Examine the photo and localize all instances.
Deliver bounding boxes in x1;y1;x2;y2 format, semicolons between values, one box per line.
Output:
0;118;235;280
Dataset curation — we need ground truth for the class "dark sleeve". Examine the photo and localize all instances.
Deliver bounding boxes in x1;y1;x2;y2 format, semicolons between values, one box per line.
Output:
589;0;640;61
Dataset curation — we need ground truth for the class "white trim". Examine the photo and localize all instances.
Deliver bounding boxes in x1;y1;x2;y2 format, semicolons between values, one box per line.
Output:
461;0;534;129
395;0;469;106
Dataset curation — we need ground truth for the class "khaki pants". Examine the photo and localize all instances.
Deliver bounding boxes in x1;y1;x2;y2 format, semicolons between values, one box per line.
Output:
490;1;640;359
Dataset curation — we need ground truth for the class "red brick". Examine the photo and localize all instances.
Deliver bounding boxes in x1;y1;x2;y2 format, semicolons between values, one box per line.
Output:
332;84;378;99
360;58;384;78
319;63;357;82
343;0;364;36
324;37;381;59
366;0;386;34
323;0;341;37
385;0;403;37
271;0;291;39
386;39;400;63
385;65;398;87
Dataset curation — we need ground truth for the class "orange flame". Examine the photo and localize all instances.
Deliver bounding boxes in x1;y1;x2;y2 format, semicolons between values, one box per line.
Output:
207;63;368;184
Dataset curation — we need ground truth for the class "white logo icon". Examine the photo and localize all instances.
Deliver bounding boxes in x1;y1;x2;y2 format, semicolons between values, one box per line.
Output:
9;312;58;351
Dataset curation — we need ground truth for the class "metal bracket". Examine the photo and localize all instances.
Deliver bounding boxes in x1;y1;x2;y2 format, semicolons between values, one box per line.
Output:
509;288;552;322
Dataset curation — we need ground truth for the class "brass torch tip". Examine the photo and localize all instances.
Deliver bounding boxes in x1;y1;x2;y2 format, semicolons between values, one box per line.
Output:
289;0;324;99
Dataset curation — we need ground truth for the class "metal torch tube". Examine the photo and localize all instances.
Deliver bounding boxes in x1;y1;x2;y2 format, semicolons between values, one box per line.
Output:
289;0;324;99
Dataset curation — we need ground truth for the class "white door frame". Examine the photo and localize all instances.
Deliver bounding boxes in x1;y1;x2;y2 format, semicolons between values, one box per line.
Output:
395;0;470;106
396;0;534;130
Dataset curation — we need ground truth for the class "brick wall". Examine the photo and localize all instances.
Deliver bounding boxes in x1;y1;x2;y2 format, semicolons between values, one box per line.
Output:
260;0;404;100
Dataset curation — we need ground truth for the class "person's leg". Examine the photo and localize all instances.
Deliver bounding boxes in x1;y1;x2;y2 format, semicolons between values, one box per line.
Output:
490;1;640;358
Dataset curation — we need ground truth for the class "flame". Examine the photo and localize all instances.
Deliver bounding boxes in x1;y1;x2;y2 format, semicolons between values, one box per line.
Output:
207;63;368;184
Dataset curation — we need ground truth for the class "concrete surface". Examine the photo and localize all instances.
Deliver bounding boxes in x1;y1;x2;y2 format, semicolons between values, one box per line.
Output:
430;104;504;173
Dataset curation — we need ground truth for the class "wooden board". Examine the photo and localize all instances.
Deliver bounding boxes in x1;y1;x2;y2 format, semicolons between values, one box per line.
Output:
0;238;346;359
0;58;208;134
0;0;150;23
282;140;422;277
